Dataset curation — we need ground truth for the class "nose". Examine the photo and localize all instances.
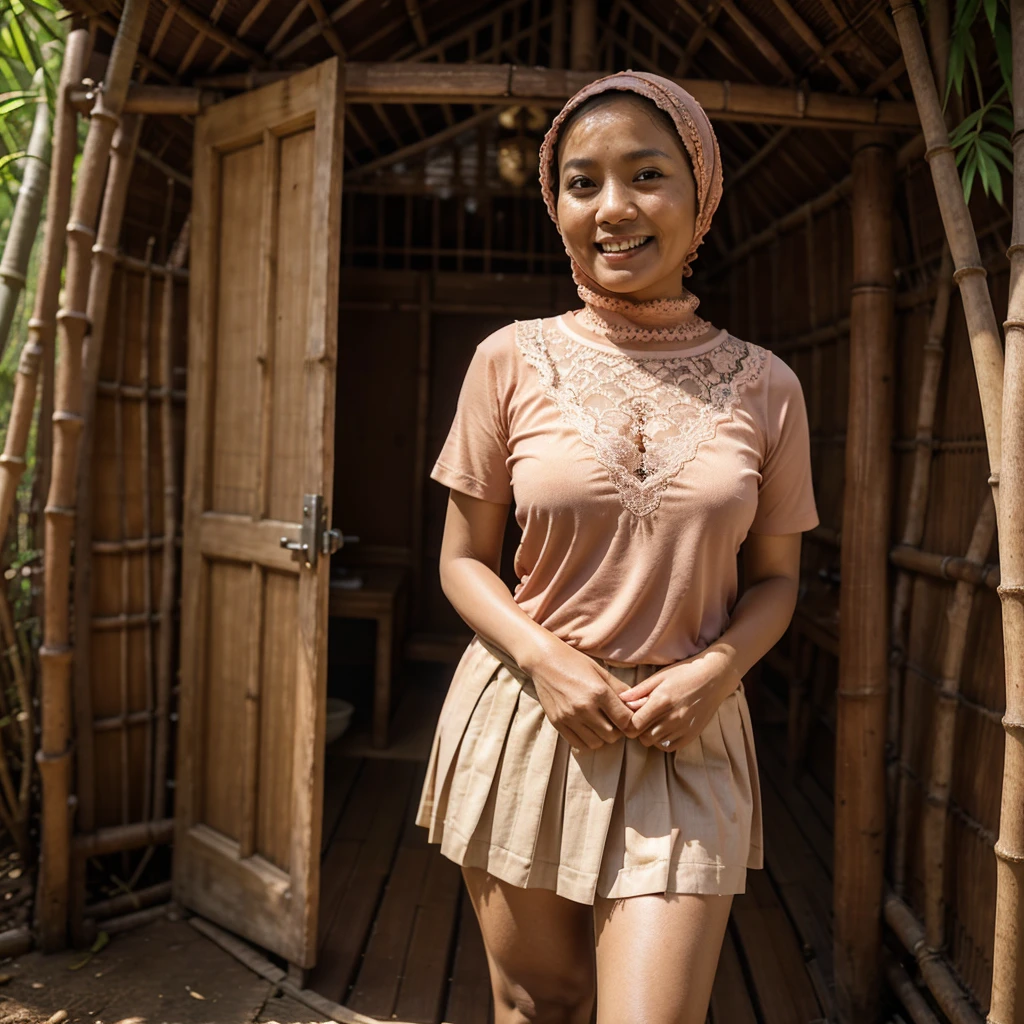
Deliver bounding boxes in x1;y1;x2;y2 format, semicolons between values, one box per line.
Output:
595;175;637;225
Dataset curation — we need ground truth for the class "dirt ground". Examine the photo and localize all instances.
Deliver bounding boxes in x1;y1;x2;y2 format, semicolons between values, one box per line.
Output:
0;915;328;1024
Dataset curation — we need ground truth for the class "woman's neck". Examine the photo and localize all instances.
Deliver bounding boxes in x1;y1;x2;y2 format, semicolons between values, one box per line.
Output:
574;279;716;349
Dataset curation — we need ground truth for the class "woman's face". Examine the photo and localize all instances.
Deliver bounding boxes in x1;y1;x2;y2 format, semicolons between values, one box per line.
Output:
556;95;697;302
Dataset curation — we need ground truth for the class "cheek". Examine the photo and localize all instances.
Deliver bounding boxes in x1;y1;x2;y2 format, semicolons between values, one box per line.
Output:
644;192;695;253
557;204;596;258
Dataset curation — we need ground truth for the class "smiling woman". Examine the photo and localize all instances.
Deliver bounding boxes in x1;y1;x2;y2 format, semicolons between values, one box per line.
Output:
417;71;818;1024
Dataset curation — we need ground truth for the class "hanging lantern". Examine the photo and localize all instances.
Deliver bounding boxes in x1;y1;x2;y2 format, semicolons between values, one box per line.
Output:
495;105;544;187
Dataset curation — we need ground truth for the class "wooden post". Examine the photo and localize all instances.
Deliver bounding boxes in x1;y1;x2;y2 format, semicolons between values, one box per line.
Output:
36;0;148;953
834;131;895;1024
570;0;596;71
990;3;1024;1020
550;0;566;68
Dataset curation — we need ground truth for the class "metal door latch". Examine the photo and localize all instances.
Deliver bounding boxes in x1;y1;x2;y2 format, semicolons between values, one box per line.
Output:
279;493;358;568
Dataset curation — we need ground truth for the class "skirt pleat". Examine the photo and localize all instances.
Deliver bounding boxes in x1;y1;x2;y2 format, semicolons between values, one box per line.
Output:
415;634;763;905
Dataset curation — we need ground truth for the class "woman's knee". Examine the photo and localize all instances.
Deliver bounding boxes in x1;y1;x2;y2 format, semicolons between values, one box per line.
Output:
496;964;595;1023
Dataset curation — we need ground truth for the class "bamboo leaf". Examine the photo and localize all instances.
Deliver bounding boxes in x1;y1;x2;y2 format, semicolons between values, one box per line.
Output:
962;146;979;204
980;136;1014;172
984;0;997;32
976;145;992;194
988;106;1014;134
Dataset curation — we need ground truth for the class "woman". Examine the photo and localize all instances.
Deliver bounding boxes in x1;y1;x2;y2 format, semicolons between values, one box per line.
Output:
416;71;818;1024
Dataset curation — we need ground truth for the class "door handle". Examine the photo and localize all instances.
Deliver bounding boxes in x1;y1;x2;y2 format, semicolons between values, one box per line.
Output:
279;495;356;568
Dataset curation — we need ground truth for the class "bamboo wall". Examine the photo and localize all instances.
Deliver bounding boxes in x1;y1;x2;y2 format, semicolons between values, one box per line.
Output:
706;150;1008;1013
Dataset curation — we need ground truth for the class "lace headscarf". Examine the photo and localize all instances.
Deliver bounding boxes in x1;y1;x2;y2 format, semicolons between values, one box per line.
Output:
538;71;724;341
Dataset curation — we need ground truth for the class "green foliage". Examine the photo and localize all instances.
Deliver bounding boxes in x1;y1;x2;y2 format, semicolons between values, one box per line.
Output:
935;0;1015;205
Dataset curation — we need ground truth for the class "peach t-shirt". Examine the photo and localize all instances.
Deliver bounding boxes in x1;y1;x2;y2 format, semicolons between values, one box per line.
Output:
430;312;819;666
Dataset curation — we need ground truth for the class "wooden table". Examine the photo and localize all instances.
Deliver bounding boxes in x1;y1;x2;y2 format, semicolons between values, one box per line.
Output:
328;565;409;748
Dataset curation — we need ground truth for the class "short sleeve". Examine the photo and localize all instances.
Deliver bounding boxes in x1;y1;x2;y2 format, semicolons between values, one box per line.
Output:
430;329;514;504
748;354;819;535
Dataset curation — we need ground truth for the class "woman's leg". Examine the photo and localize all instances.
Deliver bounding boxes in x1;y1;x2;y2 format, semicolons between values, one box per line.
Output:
462;865;596;1024
593;891;734;1024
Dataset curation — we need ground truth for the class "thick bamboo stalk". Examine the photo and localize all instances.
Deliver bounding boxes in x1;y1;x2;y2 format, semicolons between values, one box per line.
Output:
989;3;1024;1020
889;544;1000;590
885;890;984;1024
71;817;174;858
36;0;149;953
889;244;955;882
0;70;51;356
71;113;143;836
834;132;895;1024
884;949;942;1024
920;495;998;953
0;30;89;548
890;0;1004;518
154;215;188;822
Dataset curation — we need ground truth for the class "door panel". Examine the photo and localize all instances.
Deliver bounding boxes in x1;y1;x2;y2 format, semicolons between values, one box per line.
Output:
174;57;344;968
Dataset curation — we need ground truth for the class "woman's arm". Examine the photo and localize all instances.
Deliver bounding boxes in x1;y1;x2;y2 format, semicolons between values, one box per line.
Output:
439;489;635;749
618;532;803;750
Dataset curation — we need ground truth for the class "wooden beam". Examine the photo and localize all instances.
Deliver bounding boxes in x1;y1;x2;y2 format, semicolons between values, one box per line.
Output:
343;63;921;130
834;131;896;1024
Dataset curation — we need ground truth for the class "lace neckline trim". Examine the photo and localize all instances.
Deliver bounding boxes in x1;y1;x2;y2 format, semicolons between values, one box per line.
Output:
556;312;728;359
515;318;768;518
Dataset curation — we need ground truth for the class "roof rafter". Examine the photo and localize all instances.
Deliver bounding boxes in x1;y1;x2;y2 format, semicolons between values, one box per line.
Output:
768;0;858;92
717;0;794;80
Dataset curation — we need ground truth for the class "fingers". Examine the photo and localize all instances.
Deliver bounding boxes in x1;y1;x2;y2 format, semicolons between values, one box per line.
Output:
617;676;661;703
570;721;606;751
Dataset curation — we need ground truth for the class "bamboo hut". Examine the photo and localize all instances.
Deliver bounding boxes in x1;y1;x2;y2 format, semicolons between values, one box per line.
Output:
8;0;1024;1021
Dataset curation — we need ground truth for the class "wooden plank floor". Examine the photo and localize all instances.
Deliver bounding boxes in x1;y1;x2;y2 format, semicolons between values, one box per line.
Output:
310;683;839;1023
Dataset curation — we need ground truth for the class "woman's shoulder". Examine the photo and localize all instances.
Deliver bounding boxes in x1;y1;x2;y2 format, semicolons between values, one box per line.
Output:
718;330;801;391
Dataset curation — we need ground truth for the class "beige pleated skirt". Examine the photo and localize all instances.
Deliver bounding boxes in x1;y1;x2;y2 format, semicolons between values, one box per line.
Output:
415;634;764;905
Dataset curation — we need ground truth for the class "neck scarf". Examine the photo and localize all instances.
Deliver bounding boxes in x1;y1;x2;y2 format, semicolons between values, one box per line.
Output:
537;71;724;346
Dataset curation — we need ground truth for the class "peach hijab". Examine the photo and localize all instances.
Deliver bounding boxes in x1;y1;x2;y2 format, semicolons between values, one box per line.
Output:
537;71;724;338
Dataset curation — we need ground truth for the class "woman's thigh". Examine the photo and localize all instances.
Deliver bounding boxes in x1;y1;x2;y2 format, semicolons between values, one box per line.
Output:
593;890;734;1024
462;866;596;1024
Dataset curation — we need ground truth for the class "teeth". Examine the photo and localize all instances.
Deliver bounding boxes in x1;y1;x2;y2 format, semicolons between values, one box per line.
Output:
600;236;648;253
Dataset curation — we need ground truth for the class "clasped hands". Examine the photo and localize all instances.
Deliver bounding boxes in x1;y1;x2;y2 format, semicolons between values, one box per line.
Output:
526;640;742;755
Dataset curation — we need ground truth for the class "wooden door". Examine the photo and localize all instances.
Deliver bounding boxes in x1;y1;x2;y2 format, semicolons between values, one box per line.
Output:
173;58;344;968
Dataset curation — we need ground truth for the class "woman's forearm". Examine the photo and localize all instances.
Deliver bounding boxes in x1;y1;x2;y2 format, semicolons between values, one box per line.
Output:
440;555;559;673
699;574;799;690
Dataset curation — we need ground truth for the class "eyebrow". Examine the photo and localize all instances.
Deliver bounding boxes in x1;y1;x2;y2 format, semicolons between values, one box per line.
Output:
562;148;672;172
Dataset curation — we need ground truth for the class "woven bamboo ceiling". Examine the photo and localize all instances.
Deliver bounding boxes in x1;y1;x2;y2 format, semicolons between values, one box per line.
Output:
64;0;914;244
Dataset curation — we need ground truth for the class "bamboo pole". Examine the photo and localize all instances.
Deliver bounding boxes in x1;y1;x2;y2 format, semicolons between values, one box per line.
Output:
921;494;998;951
885;890;984;1024
0;69;51;357
0;29;89;548
834;131;895;1024
36;0;149;953
989;3;1024;1019
890;0;1004;519
889;245;954;883
71;112;143;836
154;217;189;822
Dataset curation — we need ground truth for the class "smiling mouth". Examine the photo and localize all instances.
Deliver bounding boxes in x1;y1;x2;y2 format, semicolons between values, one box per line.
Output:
595;235;653;254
